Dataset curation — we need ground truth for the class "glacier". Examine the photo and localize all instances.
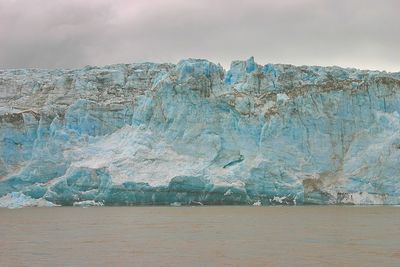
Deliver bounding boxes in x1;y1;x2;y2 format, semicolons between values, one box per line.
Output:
1;57;400;207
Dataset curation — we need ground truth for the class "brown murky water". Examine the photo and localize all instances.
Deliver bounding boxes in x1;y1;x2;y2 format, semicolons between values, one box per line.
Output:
0;206;399;267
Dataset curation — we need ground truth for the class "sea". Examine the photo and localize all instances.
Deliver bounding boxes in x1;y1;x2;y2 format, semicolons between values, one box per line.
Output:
0;206;399;266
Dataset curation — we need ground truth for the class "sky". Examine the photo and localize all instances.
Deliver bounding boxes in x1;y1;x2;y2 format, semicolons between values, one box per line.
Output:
0;0;399;71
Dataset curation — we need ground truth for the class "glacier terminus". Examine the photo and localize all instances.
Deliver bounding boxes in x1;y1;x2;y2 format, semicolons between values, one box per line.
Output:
1;57;400;207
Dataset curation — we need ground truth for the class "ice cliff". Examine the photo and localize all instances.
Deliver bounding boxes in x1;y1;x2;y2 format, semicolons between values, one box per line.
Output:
1;57;400;207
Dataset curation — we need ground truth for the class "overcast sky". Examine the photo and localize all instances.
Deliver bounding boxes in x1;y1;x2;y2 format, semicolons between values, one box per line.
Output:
0;0;399;71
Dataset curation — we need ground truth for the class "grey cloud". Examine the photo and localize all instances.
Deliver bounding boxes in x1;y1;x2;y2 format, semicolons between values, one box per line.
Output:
0;0;399;71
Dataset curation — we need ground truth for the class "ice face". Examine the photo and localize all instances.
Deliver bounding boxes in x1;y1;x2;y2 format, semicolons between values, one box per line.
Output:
1;58;400;206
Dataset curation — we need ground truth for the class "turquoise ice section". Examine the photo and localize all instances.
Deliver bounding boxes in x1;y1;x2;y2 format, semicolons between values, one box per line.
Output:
1;58;400;206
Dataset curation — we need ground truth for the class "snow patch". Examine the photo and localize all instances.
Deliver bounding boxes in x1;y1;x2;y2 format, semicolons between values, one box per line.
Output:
340;192;386;205
224;189;233;196
253;200;262;206
276;93;289;103
272;196;287;204
73;200;104;207
0;192;58;209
